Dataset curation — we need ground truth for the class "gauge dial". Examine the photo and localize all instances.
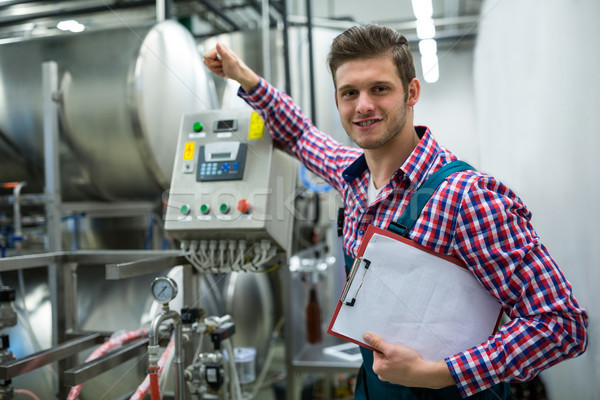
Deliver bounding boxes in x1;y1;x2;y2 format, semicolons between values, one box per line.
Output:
151;277;178;304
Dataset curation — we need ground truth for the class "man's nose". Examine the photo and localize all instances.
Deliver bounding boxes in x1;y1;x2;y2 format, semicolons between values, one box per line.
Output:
356;92;374;113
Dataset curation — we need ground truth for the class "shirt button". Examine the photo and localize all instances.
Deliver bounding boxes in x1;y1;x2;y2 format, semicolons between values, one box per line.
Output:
358;229;365;236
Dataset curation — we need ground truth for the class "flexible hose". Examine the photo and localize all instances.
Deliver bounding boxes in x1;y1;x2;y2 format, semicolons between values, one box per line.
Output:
223;339;243;400
15;389;41;400
250;317;284;399
149;365;161;400
129;338;175;400
67;329;147;400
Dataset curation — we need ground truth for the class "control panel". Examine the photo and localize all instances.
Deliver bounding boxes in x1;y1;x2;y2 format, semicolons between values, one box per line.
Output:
196;141;247;181
164;109;297;255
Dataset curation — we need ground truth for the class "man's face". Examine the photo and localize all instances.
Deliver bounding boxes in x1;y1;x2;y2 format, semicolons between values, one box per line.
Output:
334;56;410;150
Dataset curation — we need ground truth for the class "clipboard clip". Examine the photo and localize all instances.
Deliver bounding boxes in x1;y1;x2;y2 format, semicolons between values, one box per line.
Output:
340;257;370;307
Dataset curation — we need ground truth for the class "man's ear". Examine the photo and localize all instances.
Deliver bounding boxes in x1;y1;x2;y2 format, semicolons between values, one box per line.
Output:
334;90;339;108
407;78;421;107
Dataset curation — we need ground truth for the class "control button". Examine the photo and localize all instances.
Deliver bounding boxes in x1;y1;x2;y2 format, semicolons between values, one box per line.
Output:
199;204;211;215
193;122;203;132
237;199;250;213
180;204;191;215
219;203;230;214
222;163;230;172
233;161;239;170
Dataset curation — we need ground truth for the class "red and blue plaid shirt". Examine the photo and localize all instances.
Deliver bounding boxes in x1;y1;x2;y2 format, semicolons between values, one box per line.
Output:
240;78;588;398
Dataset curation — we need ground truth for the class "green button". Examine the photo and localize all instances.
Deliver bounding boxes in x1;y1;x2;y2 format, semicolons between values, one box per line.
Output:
219;203;230;214
193;122;203;132
200;204;210;215
180;204;190;215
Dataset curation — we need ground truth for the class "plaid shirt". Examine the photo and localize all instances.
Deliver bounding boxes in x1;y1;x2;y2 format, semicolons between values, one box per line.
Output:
240;78;588;398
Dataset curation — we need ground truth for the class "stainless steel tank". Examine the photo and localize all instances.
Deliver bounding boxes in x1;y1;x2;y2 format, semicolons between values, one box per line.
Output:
0;20;217;200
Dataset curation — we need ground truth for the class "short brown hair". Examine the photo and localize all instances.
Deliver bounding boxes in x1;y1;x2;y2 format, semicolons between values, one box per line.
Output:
327;24;416;91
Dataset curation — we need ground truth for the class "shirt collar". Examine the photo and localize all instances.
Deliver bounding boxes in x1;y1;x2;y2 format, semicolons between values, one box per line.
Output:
399;126;442;190
341;126;442;188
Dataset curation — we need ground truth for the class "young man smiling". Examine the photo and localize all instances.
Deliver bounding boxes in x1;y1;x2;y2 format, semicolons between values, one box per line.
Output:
203;25;587;400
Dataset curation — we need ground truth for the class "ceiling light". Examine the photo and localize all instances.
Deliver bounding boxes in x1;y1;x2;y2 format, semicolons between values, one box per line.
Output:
56;20;85;33
416;18;436;40
418;39;437;57
421;53;439;83
411;0;433;20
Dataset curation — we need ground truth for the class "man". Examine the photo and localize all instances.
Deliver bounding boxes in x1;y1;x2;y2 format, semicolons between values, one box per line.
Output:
203;25;587;399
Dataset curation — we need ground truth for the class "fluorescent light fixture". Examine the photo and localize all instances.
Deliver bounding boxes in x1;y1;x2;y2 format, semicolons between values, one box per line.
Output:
416;18;436;40
419;39;437;57
411;0;433;20
421;53;439;83
57;20;85;33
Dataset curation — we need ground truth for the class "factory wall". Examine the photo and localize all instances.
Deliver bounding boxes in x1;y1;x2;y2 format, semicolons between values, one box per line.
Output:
413;42;478;165
474;1;599;399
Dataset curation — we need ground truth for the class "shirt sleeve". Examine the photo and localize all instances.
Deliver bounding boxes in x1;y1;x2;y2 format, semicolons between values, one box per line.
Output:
237;77;361;193
445;174;588;398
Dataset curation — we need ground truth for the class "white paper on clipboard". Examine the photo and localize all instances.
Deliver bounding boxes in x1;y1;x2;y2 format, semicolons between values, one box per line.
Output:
327;225;502;361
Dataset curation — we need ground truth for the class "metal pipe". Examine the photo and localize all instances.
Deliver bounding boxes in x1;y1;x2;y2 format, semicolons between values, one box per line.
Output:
262;0;271;82
156;0;165;21
0;333;105;380
305;0;317;123
12;182;25;252
62;338;149;387
149;308;184;400
246;0;277;27
156;0;172;21
197;0;244;31
282;0;292;95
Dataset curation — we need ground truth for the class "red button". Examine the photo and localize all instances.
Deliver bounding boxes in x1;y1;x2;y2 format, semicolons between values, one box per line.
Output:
237;199;250;213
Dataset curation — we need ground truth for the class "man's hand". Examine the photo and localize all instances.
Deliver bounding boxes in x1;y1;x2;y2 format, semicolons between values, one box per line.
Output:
364;333;455;389
202;43;260;92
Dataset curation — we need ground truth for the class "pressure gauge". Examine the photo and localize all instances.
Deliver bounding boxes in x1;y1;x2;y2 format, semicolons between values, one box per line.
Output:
151;277;178;304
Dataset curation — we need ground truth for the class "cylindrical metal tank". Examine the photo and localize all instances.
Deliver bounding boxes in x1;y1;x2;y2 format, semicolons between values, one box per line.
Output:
0;20;217;200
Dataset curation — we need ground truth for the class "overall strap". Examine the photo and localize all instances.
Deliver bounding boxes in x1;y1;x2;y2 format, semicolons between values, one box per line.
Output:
388;160;474;237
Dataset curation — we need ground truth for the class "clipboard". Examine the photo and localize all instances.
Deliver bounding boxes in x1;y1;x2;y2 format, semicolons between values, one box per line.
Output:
327;224;503;361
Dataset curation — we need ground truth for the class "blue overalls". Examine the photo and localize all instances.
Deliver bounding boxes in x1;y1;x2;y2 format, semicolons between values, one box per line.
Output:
342;161;511;400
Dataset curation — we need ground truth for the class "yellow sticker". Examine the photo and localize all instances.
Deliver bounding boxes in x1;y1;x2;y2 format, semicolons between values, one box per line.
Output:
183;142;195;160
248;112;265;140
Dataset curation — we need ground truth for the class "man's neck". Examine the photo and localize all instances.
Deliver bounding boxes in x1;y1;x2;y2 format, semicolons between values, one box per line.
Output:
365;128;420;189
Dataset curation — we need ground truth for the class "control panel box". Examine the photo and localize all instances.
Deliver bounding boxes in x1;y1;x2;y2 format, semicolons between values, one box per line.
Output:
164;108;297;254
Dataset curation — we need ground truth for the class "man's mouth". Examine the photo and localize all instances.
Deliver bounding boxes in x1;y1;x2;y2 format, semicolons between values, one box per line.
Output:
354;119;381;127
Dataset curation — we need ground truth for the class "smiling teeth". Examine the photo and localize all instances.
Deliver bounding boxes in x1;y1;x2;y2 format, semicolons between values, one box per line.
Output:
357;121;375;126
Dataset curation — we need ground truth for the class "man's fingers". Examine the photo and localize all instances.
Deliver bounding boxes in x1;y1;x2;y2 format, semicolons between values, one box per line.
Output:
364;333;386;353
216;42;234;62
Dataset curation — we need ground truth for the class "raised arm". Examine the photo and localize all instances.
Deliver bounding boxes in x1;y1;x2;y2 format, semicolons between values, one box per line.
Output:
202;43;260;92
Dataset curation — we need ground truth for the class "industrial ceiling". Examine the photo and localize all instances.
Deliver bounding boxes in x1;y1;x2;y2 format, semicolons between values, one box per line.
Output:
0;0;483;42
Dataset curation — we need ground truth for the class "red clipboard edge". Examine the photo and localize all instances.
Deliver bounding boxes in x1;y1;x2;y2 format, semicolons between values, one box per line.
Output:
326;285;378;352
359;225;468;270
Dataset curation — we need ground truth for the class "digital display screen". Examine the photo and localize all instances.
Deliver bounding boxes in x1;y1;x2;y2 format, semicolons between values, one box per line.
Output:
211;152;231;160
217;120;235;130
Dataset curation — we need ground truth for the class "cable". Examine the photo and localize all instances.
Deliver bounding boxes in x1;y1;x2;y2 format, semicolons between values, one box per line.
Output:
223;339;242;400
250;317;284;399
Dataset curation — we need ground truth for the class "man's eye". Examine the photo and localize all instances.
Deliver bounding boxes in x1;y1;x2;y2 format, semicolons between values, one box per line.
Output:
341;90;357;98
373;86;388;93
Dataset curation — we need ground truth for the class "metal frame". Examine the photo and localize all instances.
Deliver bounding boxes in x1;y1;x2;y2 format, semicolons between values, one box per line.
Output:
0;249;187;398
